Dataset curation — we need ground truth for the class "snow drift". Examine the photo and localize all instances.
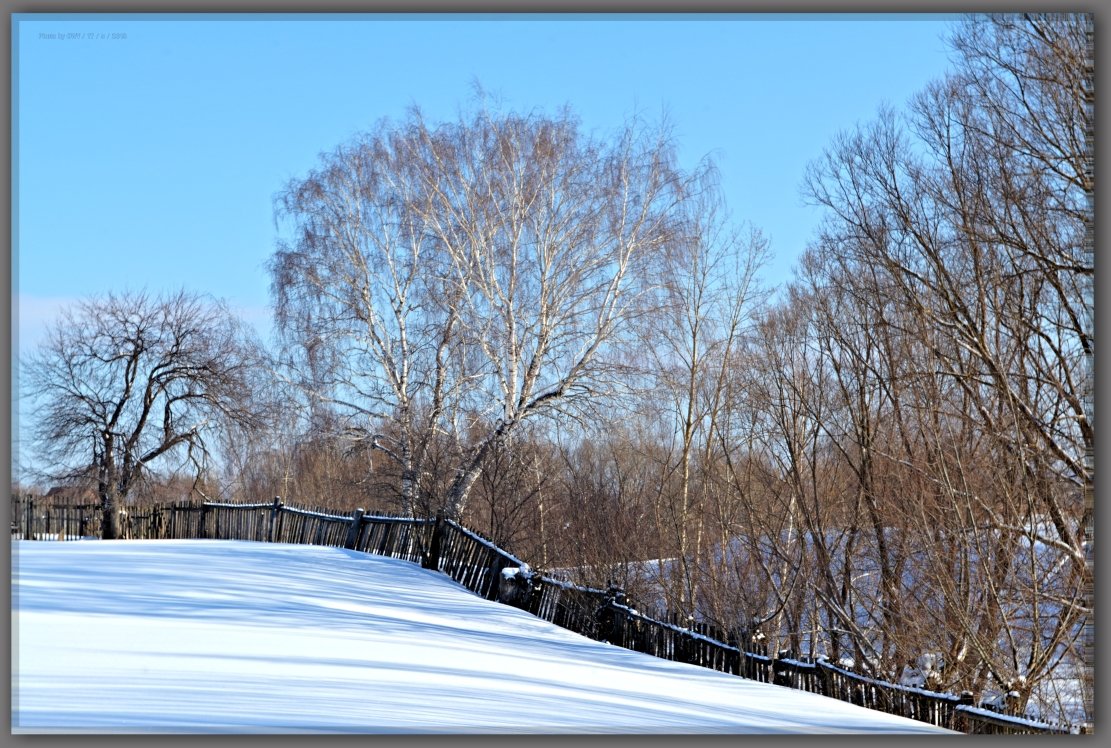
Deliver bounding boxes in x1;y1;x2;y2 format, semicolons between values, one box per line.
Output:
11;540;953;733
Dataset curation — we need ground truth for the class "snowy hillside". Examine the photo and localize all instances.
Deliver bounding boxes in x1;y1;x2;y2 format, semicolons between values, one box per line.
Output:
11;540;953;733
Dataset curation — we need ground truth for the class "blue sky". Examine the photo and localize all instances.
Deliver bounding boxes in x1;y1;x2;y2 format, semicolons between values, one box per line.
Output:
12;13;958;473
13;13;959;345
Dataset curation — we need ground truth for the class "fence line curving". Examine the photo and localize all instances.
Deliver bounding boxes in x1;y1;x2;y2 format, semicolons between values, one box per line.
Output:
9;493;1085;735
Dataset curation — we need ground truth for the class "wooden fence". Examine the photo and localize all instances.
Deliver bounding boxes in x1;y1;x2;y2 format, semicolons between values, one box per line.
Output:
10;494;1085;735
12;495;101;540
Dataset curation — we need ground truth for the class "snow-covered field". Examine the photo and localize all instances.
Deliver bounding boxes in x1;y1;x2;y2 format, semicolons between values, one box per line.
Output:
11;540;954;734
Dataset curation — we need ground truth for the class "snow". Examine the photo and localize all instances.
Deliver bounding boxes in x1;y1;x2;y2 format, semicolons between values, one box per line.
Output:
501;562;531;581
954;703;1075;732
11;540;955;734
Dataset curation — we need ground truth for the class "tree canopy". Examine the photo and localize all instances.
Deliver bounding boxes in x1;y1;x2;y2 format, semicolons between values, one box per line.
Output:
270;105;709;518
23;290;266;538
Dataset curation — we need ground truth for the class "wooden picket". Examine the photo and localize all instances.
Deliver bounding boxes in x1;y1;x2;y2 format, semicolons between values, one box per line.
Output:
10;493;1082;735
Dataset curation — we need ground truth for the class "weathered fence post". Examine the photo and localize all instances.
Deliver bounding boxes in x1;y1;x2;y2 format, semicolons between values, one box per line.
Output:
815;657;832;697
954;691;974;733
611;600;628;648
726;630;741;676
199;503;210;539
25;496;34;540
345;508;365;550
483;554;502;600
595;584;625;645
773;649;792;687
267;497;281;543
423;514;444;570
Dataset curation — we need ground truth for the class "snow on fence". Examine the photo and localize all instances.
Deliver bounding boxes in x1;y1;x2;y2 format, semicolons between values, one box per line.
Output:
10;493;1085;735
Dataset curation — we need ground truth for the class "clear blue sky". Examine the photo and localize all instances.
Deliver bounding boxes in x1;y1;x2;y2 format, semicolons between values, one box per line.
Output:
12;13;958;474
13;13;958;346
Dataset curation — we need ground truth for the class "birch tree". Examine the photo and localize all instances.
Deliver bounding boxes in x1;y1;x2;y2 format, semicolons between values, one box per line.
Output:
271;104;692;519
638;189;767;617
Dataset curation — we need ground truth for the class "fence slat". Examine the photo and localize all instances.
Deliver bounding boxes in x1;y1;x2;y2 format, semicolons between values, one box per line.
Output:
9;492;1081;735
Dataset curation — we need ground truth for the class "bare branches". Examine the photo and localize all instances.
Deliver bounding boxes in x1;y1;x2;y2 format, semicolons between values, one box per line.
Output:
271;104;696;518
789;13;1090;719
23;290;266;538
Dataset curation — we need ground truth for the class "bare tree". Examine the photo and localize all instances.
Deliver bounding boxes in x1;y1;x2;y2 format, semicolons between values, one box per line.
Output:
636;191;767;617
743;296;875;665
271;103;694;519
544;421;667;598
799;13;1091;719
23;290;266;539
